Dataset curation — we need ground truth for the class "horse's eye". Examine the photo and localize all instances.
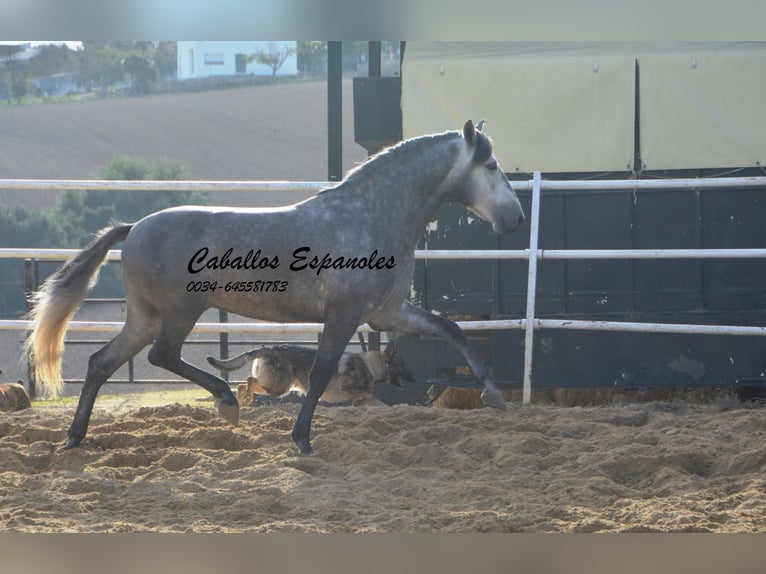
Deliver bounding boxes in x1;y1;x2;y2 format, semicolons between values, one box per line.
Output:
486;160;498;171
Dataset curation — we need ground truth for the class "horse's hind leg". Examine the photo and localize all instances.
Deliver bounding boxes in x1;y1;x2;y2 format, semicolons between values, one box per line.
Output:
370;302;506;410
64;312;159;450
147;316;239;426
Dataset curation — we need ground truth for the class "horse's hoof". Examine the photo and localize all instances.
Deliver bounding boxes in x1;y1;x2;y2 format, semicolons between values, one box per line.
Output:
216;400;240;427
59;438;81;452
295;438;314;456
481;389;507;411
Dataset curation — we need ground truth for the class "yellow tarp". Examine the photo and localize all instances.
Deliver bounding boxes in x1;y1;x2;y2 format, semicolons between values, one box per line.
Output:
640;43;766;170
402;42;766;173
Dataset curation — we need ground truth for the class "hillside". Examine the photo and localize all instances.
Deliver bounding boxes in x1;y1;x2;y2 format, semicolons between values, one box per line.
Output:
0;79;368;209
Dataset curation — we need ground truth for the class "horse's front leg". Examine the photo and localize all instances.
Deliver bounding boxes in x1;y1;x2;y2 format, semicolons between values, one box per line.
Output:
292;312;361;455
370;301;506;410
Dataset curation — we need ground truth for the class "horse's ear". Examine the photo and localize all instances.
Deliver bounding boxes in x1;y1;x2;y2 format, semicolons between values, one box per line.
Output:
463;120;476;145
476;119;486;132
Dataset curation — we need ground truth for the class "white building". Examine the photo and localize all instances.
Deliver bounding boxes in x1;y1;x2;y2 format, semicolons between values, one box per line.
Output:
176;41;298;80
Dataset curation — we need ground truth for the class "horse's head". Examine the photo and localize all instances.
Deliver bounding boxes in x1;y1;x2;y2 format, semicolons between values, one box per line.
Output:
454;120;525;234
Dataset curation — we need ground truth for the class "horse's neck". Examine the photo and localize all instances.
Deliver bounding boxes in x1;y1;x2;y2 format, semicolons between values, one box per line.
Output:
345;139;461;248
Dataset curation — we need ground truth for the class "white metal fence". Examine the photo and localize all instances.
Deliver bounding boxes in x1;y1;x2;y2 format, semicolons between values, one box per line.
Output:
3;173;766;403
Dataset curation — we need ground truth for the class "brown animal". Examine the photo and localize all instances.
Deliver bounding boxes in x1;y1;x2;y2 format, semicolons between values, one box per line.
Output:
208;342;414;407
0;381;32;412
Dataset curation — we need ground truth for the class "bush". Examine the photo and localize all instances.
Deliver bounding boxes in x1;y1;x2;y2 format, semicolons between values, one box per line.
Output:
0;156;208;316
61;156;206;240
0;206;71;316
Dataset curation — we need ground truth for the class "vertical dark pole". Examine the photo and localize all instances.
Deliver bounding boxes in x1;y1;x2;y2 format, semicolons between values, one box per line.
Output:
24;259;36;398
30;260;41;397
23;260;32;312
7;46;13;103
219;309;229;382
327;41;343;182
630;59;641;314
366;41;383;352
368;41;381;78
694;189;705;310
491;236;500;318
633;59;642;175
326;41;343;350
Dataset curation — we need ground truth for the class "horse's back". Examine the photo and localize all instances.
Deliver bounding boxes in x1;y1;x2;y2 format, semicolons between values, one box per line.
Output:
122;206;294;269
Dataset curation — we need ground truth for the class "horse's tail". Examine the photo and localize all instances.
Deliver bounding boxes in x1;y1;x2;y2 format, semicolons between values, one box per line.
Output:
25;223;133;398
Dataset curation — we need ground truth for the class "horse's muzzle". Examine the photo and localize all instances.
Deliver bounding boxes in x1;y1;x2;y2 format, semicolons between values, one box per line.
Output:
493;210;526;234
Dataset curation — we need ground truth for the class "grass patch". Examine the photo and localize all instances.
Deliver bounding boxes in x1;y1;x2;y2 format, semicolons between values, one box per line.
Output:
32;388;212;411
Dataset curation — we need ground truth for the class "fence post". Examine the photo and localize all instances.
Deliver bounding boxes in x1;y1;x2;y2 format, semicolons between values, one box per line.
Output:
522;172;543;404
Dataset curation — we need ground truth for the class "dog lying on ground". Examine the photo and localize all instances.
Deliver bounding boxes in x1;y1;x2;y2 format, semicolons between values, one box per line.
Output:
0;381;32;411
207;341;414;407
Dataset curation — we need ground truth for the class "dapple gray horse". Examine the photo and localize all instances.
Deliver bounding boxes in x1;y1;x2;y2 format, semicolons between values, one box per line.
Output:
26;120;524;454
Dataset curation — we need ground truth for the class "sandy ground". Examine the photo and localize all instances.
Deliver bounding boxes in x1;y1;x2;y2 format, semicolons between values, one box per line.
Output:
1;399;764;533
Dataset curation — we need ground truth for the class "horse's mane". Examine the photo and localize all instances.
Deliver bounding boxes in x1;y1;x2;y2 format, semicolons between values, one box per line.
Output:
319;130;490;196
350;131;459;177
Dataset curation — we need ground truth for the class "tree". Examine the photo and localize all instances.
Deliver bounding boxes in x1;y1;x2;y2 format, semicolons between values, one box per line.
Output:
297;42;326;77
78;42;127;91
0;206;70;316
154;41;177;80
0;156;209;316
9;72;29;102
28;44;79;78
122;54;156;95
55;156;207;298
247;45;296;80
59;156;207;241
77;43;159;94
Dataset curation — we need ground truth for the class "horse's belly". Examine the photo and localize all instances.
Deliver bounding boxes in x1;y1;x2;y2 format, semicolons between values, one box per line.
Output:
208;270;390;322
210;287;325;323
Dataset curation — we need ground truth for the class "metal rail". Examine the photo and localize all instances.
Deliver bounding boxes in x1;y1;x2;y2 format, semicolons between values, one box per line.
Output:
3;174;766;401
